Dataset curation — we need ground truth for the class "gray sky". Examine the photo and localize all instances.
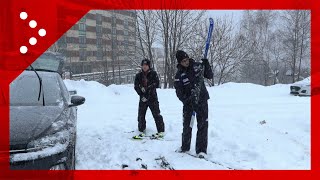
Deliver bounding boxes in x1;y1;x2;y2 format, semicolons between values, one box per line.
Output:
153;10;244;48
207;10;243;27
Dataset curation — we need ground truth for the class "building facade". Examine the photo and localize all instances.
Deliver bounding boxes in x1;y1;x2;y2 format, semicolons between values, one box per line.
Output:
54;10;137;84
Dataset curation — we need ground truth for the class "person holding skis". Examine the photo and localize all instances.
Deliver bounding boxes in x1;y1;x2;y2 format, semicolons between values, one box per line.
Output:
133;59;165;139
174;50;213;158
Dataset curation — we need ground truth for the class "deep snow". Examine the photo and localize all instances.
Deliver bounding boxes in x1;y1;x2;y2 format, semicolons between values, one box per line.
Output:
64;80;310;170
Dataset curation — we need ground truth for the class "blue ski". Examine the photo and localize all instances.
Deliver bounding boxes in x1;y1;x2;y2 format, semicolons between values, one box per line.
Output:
191;18;214;123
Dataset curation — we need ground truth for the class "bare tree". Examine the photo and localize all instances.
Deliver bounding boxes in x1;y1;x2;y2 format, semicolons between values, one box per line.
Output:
156;10;205;88
157;10;170;88
184;18;207;60
268;31;283;84
239;10;281;85
100;32;110;85
206;16;250;85
236;10;310;85
280;10;310;83
136;10;158;66
297;11;311;80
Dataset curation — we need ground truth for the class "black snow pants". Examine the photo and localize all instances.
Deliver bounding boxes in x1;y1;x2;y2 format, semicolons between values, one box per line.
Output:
181;100;208;154
138;99;165;133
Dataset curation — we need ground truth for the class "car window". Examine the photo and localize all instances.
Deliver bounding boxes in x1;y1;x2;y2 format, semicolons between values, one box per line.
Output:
57;76;70;103
25;52;64;73
10;72;63;106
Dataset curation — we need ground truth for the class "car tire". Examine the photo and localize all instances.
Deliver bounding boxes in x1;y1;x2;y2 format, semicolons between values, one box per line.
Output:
66;134;76;170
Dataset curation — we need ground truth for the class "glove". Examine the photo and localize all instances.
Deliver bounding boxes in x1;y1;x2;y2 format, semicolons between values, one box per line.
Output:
141;96;148;102
201;58;210;66
141;87;146;93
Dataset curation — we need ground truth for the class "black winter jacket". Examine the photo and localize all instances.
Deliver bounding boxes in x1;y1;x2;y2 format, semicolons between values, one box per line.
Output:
134;69;160;101
174;59;213;105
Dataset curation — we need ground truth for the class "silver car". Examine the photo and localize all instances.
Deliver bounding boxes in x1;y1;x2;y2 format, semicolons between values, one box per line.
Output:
290;77;310;96
9;52;85;170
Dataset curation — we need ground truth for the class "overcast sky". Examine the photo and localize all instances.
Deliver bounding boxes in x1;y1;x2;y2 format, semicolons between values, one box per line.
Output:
207;10;243;27
153;10;244;48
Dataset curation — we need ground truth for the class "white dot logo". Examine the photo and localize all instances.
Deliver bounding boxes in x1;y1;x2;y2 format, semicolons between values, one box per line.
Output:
29;20;37;28
29;37;37;45
20;12;28;20
20;46;28;54
19;13;47;54
38;29;46;37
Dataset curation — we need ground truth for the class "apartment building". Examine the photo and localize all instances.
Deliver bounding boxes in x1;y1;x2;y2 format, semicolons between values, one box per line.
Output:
55;10;137;84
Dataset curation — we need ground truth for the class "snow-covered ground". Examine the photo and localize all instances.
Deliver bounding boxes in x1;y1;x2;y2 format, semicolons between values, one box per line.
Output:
64;80;310;170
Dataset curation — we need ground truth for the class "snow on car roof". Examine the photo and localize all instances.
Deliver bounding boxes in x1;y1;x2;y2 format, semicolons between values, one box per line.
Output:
293;77;310;85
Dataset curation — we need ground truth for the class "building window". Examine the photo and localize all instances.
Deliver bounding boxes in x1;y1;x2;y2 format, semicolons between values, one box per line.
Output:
79;36;86;46
112;16;116;25
96;14;102;25
124;30;128;36
97;38;102;47
97;26;102;33
72;65;81;74
79;49;87;61
79;23;86;31
112;53;117;60
124;19;128;28
112;39;117;49
123;36;129;44
84;65;92;73
96;25;102;35
79;31;86;36
97;48;103;60
124;38;129;49
65;50;71;57
112;27;116;35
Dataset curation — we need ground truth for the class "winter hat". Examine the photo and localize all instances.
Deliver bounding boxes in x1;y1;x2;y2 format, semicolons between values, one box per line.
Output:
176;50;189;64
141;58;151;67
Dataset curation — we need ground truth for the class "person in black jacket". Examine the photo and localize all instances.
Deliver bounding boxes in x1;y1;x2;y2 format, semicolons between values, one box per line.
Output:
134;59;165;135
174;50;213;157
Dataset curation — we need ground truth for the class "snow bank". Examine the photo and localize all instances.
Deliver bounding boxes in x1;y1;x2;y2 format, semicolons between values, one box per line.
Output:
64;80;310;170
